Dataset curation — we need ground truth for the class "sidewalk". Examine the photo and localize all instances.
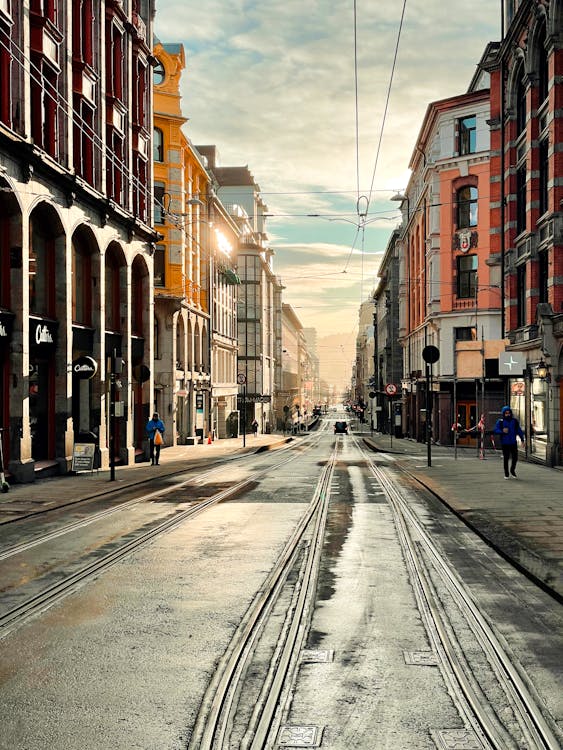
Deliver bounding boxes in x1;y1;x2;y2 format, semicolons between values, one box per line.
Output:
0;433;290;525
362;431;563;601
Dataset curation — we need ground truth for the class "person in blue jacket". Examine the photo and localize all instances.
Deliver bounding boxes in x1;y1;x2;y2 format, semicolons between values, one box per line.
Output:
493;405;525;479
146;412;165;465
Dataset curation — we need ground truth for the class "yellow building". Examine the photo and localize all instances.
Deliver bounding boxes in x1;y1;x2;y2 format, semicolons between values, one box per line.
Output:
152;42;240;443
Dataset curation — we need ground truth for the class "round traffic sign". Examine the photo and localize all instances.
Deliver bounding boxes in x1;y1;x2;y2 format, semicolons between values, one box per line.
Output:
237;373;247;385
422;345;440;364
384;383;398;396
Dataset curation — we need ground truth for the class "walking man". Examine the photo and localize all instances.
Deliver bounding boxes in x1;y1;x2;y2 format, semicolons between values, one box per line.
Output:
146;412;165;465
493;406;525;479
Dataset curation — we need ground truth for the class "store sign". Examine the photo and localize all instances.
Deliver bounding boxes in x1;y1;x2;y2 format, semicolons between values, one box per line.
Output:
0;310;14;341
73;356;98;380
30;318;58;349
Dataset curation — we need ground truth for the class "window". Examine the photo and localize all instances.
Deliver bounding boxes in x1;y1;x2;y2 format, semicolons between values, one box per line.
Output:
458;115;476;155
456;254;477;298
153;127;164;162
516;164;527;235
106;20;124;101
133;53;148;129
538;250;548;304
72;0;95;67
0;15;12;127
153;59;165;86
74;97;96;184
537;23;548;105
538;137;548;217
153;182;166;224
72;243;92;325
456;186;478;228
154;244;165;287
516;264;526;327
29;222;55;316
516;66;526;136
455;327;477;341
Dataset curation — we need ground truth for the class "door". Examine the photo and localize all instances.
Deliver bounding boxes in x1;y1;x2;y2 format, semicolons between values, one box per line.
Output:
456;401;477;445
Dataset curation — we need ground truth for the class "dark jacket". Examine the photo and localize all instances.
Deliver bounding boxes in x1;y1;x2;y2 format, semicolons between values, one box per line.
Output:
493;406;525;446
146;418;165;440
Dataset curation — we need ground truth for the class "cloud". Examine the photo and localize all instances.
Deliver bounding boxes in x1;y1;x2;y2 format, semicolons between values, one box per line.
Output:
155;0;499;337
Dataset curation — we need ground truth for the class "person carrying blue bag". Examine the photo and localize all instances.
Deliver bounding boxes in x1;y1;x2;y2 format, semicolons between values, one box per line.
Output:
146;412;165;466
493;405;525;479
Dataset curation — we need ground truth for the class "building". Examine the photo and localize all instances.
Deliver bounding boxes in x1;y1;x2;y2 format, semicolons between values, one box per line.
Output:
373;229;402;435
152;42;240;444
395;82;506;445
197;148;280;435
484;0;563;465
354;299;375;425
0;0;157;481
277;304;305;431
303;327;321;409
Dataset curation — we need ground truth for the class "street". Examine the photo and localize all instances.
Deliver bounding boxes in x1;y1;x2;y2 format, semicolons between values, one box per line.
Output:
0;419;561;750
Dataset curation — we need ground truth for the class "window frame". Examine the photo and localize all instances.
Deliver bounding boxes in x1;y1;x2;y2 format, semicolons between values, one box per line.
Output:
456;185;478;229
458;114;477;156
456;254;477;299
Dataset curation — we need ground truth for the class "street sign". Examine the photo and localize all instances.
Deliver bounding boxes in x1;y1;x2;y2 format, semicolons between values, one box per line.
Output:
499;351;526;376
422;345;440;364
384;383;398;396
237;373;247;385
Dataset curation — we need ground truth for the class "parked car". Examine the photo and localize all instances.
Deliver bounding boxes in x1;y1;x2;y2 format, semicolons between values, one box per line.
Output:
334;421;348;434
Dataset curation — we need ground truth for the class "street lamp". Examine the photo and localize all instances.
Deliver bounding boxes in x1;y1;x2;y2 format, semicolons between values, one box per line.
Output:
536;358;550;381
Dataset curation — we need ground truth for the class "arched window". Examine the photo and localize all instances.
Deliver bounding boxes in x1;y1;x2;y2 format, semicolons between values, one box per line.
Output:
516;65;527;136
456;186;478;228
29;208;59;317
153;127;164;162
537;23;548;105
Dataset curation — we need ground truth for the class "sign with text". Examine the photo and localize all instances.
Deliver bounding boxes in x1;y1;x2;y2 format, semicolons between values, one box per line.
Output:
72;443;95;472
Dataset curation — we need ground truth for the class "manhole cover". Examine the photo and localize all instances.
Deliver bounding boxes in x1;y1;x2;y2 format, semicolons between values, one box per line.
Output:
277;725;323;747
431;728;483;749
404;650;438;666
301;649;334;663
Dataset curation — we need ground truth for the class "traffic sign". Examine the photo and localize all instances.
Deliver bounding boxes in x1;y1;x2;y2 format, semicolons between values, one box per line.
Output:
237;373;247;385
384;383;398;396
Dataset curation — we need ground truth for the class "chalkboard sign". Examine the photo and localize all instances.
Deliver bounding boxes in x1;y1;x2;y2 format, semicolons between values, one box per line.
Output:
72;443;96;472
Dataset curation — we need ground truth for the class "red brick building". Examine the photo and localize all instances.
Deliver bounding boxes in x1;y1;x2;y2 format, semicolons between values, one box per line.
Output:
484;0;563;465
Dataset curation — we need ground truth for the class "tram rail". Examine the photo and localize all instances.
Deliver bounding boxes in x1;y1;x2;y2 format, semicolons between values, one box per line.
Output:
0;436;322;641
358;436;561;750
189;446;337;750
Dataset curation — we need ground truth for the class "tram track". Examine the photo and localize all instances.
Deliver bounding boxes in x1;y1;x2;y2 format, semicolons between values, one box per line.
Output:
0;440;303;563
188;445;337;750
358;437;561;750
0;435;323;641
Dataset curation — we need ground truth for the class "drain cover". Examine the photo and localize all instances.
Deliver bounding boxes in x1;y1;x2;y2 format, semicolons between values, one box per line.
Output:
431;728;483;749
403;650;438;666
301;649;334;663
277;725;323;747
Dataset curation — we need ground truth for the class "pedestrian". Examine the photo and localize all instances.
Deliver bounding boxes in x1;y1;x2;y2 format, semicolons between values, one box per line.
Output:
251;418;258;436
493;405;525;479
146;412;165;465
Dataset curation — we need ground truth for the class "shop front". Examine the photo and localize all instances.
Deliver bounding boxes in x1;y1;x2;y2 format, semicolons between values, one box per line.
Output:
29;316;58;462
0;309;14;465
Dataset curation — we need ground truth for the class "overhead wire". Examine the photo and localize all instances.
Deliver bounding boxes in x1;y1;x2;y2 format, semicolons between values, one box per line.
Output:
366;0;408;209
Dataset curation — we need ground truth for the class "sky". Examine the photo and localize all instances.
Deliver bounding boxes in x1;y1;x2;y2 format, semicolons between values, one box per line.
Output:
154;1;500;353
